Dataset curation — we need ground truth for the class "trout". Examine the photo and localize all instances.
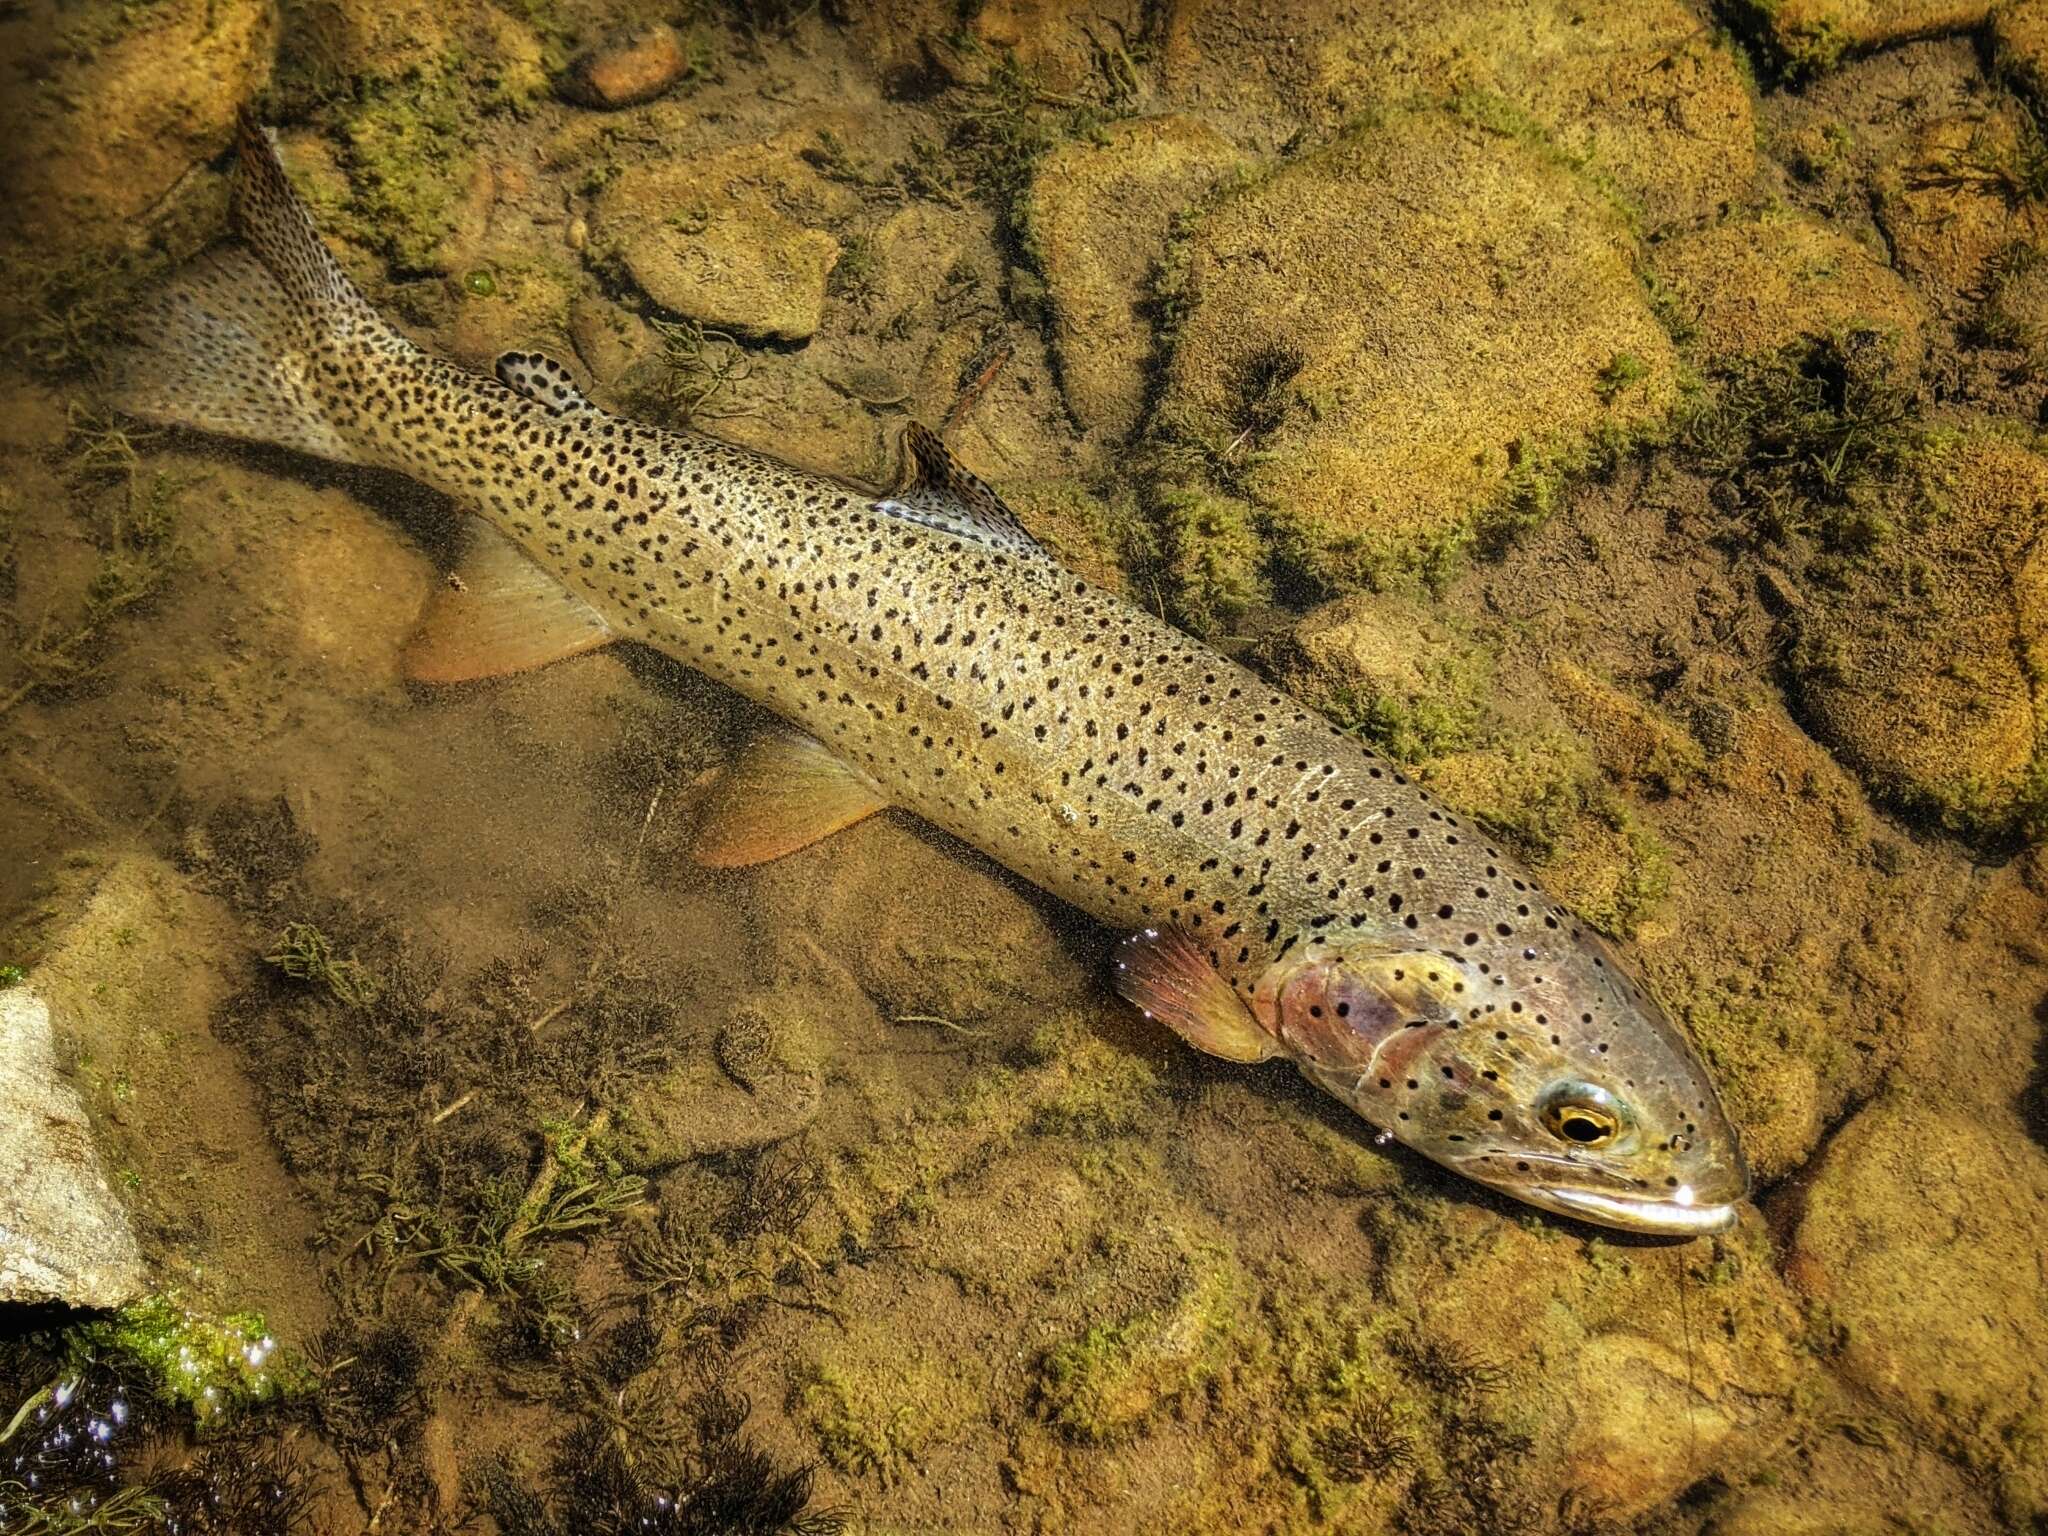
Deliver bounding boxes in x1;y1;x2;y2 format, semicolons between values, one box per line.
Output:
115;117;1748;1235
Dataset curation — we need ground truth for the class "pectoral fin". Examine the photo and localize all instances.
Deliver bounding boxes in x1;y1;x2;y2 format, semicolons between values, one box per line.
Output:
1114;926;1279;1063
404;523;616;684
693;729;890;867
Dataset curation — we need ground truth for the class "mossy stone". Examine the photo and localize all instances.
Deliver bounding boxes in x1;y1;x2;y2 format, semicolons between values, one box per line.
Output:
1650;211;1929;380
1156;107;1675;579
1789;431;2048;846
594;129;860;344
1025;115;1249;440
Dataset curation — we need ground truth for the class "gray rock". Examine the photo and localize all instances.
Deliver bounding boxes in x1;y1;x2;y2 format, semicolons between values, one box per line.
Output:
0;986;147;1310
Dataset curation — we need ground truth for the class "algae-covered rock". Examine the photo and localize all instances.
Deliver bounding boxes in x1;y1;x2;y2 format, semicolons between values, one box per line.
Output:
593;129;858;343
1788;1094;2048;1524
1651;212;1929;378
0;984;147;1309
1025;115;1249;439
1874;109;2048;306
1263;592;1491;763
1155;107;1675;582
1164;0;1755;228
1789;430;2048;844
0;0;275;251
1994;0;2048;107
1742;0;1993;78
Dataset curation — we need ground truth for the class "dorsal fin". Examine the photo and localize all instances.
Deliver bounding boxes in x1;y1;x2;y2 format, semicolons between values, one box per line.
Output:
495;350;595;415
871;422;1050;559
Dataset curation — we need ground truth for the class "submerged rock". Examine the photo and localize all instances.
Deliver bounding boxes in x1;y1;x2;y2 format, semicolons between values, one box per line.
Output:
0;985;147;1310
1789;430;2048;843
1788;1093;2048;1525
593;130;857;344
1025;115;1249;440
1749;0;1994;77
0;0;274;250
1162;0;1754;227
557;23;694;110
1156;107;1674;577
1651;212;1929;378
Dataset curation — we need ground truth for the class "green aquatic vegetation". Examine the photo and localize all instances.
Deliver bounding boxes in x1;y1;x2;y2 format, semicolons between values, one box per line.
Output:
1915;104;2048;208
69;1295;305;1424
1323;642;1494;768
1037;1244;1245;1444
1571;811;1673;942
797;1335;977;1485
1314;1396;1419;1482
1149;484;1269;638
1595;352;1650;402
481;1382;842;1536
1961;241;2045;379
1025;1017;1163;1139
0;244;175;377
0;964;23;988
1;434;183;719
333;66;473;273
826;232;881;304
624;317;755;429
1676;328;1915;552
264;921;379;1007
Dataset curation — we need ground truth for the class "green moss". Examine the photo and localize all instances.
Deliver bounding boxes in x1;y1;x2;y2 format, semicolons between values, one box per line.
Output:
334;67;473;273
1596;352;1651;402
1325;648;1492;767
1026;1016;1163;1139
1038;1243;1245;1443
1571;811;1673;942
72;1296;306;1426
797;1330;984;1483
0;964;23;988
1676;329;1916;551
1151;484;1269;637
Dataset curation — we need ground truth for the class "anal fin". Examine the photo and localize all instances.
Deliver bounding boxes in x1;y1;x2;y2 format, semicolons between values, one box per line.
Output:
694;729;889;867
404;522;616;684
1114;926;1279;1063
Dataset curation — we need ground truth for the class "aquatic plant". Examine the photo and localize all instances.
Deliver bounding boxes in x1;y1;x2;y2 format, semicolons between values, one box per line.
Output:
625;317;754;429
479;1379;843;1535
263;921;380;1007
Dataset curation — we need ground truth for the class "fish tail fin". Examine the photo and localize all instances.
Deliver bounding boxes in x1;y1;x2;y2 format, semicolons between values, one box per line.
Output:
108;112;398;465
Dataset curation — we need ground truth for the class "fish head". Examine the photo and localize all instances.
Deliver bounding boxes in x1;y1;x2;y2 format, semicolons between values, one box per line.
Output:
1256;932;1747;1236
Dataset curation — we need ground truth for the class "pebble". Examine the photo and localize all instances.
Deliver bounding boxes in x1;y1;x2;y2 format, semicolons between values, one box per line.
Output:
557;22;691;110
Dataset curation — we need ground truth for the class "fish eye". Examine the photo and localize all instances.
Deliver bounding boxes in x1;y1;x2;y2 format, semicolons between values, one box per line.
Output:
1538;1081;1624;1148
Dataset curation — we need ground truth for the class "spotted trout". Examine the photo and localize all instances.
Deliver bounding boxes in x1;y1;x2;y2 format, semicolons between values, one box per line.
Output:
115;117;1747;1235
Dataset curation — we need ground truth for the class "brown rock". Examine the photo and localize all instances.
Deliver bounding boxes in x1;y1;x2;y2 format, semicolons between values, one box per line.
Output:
1025;116;1249;439
1162;0;1755;227
1790;431;2048;842
1788;1094;2048;1523
0;0;275;251
558;22;693;110
1757;0;1992;75
593;128;858;343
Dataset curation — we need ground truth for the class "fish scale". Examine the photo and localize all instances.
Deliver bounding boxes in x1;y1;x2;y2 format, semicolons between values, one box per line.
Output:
113;115;1748;1235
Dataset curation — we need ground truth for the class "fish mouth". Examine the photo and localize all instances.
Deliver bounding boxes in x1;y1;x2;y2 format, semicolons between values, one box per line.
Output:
1524;1183;1739;1236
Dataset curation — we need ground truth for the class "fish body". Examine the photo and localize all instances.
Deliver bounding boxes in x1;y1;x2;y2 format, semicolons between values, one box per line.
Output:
116;118;1747;1234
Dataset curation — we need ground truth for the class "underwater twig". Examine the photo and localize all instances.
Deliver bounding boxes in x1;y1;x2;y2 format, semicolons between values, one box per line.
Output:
944;341;1013;433
430;1089;476;1125
893;1013;990;1037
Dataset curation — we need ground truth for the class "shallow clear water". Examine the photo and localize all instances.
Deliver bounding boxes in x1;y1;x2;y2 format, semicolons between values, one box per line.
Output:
3;2;2047;1533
